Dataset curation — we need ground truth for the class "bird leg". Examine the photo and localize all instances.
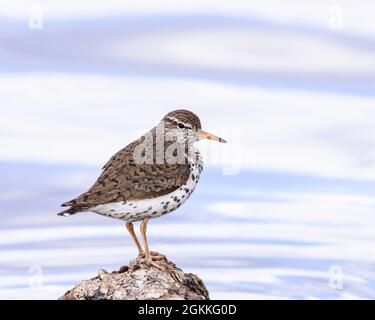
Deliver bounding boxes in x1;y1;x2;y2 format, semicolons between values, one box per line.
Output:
139;217;171;270
126;222;144;256
140;217;151;264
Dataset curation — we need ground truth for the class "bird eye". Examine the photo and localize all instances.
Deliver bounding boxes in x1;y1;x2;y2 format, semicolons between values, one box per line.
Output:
178;123;185;129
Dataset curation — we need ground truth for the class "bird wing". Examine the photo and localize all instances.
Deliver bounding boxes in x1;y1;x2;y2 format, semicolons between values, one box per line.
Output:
61;136;190;210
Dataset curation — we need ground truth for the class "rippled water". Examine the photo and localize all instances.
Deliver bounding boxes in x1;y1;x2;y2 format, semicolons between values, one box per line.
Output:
1;1;375;300
1;162;374;299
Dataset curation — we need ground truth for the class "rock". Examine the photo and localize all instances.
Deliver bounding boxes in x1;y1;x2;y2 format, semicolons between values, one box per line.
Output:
59;255;209;300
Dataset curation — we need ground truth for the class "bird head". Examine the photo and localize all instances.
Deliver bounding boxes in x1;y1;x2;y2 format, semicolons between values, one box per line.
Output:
161;109;227;145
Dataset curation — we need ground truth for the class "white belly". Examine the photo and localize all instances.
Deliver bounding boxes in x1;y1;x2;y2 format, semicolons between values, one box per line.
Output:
91;160;202;222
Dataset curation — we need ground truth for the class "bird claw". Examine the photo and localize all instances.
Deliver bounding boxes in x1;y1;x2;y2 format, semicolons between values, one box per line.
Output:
138;251;165;258
150;251;166;261
138;251;169;270
150;261;169;271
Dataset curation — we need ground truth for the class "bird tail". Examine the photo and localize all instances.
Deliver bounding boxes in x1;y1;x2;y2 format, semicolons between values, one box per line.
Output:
57;206;82;217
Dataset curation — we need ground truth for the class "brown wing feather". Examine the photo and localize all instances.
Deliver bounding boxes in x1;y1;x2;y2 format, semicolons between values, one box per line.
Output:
62;130;190;209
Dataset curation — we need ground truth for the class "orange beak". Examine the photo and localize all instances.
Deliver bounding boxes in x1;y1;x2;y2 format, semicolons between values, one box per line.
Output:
198;129;227;143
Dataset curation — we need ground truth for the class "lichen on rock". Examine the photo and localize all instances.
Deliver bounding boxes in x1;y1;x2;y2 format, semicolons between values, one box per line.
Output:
59;255;209;300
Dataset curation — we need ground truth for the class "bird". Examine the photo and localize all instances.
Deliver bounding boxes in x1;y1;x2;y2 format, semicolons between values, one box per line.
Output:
58;109;226;266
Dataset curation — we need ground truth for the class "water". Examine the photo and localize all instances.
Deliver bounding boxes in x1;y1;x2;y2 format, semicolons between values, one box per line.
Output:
0;162;374;299
1;1;375;299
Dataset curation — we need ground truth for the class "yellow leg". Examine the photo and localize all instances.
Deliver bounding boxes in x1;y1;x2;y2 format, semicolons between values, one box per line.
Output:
140;217;151;263
126;222;144;256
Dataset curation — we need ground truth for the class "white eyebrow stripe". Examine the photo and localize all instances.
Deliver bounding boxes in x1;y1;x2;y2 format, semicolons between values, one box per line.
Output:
165;116;192;128
166;116;181;123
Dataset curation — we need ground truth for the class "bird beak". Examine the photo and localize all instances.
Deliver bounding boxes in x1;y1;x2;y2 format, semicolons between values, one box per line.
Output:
198;129;227;143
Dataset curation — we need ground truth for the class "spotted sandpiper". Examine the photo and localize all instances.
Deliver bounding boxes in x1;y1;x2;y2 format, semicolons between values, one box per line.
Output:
58;109;226;266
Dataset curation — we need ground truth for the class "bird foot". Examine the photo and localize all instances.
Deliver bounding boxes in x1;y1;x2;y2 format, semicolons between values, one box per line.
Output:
150;251;167;260
138;251;166;260
138;251;169;270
